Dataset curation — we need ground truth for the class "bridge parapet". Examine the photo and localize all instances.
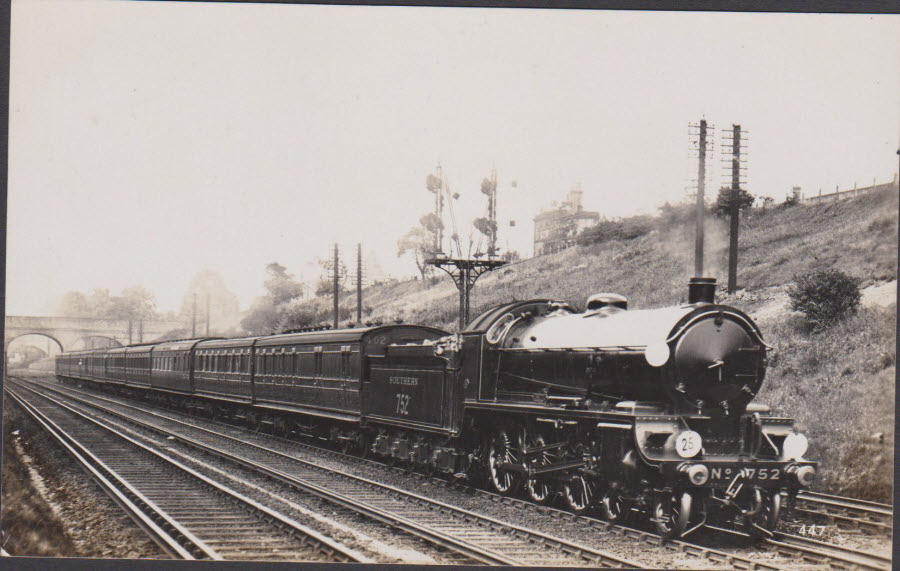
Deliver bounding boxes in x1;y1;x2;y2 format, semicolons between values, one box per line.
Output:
4;315;187;351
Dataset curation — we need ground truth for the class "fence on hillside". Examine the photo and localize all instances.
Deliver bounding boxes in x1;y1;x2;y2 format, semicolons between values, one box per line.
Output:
803;173;898;204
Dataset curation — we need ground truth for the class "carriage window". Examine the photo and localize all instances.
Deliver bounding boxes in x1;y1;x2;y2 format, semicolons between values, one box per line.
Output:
315;346;323;376
341;345;351;377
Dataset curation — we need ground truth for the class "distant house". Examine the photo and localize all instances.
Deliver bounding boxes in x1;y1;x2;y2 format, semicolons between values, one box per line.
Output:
533;185;600;256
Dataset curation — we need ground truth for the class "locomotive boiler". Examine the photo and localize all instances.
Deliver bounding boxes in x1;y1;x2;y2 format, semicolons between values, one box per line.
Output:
56;277;816;539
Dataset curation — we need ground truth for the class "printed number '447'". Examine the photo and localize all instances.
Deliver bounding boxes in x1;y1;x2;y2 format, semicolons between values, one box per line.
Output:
396;393;411;416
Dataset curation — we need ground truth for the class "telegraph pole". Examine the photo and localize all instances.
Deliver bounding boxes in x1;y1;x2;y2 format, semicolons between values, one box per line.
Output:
333;243;340;329
693;119;709;276
192;293;197;337
205;293;211;336
724;124;747;294
356;243;363;323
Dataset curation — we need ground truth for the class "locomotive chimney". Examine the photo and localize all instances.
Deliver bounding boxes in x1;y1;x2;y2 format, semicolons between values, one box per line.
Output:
688;277;717;304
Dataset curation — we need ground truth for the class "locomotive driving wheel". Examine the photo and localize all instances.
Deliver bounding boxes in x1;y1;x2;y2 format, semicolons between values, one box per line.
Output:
487;428;524;495
653;491;692;539
599;488;632;524
746;490;781;538
563;474;596;514
525;434;557;505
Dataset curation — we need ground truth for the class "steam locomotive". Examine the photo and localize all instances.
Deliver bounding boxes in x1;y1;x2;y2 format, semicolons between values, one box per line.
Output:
56;277;816;539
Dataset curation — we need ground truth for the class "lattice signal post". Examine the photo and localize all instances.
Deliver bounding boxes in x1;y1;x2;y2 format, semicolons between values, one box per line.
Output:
427;256;507;330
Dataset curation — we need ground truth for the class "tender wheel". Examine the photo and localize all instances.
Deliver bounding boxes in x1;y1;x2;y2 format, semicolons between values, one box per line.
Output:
747;490;781;538
358;433;371;459
487;428;524;495
653;491;692;539
600;488;632;524
563;475;595;514
525;435;557;505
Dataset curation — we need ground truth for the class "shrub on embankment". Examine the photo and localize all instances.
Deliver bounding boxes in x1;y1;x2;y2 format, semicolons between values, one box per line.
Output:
756;305;896;501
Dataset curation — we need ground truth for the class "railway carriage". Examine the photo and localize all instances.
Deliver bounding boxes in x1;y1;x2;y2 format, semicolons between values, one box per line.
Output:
193;337;258;402
149;338;208;394
55;277;816;539
105;346;128;384
124;344;154;388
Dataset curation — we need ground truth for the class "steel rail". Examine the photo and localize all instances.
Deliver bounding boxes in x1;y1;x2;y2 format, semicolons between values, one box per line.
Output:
798;491;892;513
17;376;639;568
706;525;891;570
7;381;369;563
793;491;893;536
5;388;201;560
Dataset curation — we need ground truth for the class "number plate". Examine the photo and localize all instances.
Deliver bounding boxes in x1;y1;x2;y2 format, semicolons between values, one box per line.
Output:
709;466;782;482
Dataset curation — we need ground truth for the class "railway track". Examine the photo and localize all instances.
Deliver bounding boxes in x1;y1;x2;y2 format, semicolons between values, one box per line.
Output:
706;525;891;571
7;376;639;568
794;491;893;537
16;375;892;569
5;382;365;563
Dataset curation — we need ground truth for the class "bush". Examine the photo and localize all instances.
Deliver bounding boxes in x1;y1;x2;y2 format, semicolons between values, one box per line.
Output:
783;193;800;208
787;268;861;330
714;187;755;216
577;215;654;245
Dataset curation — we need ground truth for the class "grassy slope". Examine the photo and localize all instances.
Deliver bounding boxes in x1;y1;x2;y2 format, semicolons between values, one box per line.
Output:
344;188;897;330
296;189;898;500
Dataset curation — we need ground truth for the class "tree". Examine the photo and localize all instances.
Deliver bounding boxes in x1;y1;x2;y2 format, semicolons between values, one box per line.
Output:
54;286;157;321
397;226;434;283
714;187;755;216
240;263;305;335
264;262;304;304
787;268;861;330
178;270;242;334
276;303;321;333
315;256;349;296
110;285;157;321
54;291;92;317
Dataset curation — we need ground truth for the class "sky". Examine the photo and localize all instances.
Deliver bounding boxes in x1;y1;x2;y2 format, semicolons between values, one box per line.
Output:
6;1;899;316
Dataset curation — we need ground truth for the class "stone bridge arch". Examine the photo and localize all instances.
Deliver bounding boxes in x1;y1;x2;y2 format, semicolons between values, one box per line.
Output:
5;332;65;354
4;315;185;356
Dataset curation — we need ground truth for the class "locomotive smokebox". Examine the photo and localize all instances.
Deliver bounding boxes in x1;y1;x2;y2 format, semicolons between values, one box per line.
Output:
688;277;717;305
